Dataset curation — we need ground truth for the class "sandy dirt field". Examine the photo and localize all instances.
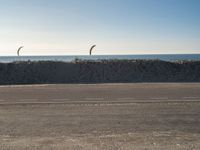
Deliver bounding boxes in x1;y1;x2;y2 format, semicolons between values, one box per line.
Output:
0;83;200;149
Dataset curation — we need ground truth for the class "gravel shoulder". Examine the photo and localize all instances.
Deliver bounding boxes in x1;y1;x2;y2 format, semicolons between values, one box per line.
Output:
0;83;200;149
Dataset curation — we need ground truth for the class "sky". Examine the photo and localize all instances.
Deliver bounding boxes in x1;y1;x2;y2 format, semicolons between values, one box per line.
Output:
0;0;199;56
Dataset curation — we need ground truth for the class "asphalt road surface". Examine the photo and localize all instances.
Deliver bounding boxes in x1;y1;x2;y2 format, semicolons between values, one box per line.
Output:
0;83;200;150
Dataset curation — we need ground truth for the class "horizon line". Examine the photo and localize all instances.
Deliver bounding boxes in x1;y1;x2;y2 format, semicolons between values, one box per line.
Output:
0;53;200;57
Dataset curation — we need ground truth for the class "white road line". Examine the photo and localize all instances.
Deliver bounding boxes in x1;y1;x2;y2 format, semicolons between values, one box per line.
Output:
0;100;200;106
85;98;104;100
118;97;135;100
150;97;169;100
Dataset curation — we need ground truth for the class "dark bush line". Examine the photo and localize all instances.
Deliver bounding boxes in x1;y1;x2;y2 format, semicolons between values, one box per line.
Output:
0;59;200;85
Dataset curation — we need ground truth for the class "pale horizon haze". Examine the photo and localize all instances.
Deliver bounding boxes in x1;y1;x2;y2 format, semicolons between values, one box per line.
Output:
0;0;199;56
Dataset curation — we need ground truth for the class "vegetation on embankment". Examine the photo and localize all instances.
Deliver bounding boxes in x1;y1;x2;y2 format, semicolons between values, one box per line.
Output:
0;59;200;84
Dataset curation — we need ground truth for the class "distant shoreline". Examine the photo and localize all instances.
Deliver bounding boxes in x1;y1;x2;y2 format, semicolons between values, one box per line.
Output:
0;59;199;85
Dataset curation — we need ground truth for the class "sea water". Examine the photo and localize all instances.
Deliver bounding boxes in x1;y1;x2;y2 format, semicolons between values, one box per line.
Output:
0;54;200;63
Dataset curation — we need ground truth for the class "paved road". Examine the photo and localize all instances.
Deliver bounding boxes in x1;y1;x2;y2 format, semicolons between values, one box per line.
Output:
0;83;200;149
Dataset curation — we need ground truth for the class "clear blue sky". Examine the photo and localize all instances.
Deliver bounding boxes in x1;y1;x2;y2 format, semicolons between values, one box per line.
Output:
0;0;199;55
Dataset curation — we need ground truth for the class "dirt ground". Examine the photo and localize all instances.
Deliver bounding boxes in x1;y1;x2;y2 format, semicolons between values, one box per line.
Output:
0;83;200;150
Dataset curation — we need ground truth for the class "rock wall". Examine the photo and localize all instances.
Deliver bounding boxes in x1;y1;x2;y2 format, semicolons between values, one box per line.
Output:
0;60;200;85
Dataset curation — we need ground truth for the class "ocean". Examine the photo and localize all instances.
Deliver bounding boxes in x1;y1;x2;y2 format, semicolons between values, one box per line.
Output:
0;54;200;63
